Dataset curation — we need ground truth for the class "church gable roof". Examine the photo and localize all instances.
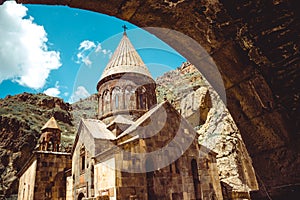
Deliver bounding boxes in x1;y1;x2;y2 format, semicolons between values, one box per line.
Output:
115;101;216;154
116;101;167;139
106;115;134;131
99;33;152;81
41;117;61;131
82;119;116;140
108;115;134;126
72;118;116;156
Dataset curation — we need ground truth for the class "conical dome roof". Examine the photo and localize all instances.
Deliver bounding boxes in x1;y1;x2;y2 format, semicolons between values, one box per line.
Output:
41;117;61;131
99;32;152;81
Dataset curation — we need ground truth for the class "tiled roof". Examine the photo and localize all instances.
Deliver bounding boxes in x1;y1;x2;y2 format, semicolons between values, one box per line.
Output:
99;33;152;80
116;101;166;139
107;115;134;128
41;117;61;131
82;119;116;140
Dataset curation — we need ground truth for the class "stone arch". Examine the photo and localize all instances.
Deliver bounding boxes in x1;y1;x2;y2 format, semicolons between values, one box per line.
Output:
112;86;122;110
53;171;67;199
11;1;300;198
77;192;85;200
137;86;147;109
124;85;136;110
80;145;86;173
102;89;110;113
97;93;101;116
91;164;94;189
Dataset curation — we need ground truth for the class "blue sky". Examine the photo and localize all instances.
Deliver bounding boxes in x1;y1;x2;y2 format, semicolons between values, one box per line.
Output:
0;1;186;102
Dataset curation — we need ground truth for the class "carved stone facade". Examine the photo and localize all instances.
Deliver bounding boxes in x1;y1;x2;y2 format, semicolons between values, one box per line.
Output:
96;32;157;125
97;73;157;124
67;32;223;200
69;102;223;200
17;117;72;200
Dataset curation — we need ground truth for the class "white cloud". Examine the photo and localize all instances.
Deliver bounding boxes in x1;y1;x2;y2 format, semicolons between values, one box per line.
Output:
95;43;112;57
95;43;102;53
76;40;95;66
69;86;90;103
43;87;60;97
78;40;96;51
0;1;61;89
43;81;60;97
82;57;92;66
76;41;112;65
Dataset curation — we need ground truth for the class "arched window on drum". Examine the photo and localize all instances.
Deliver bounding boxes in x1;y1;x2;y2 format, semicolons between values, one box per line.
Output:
138;86;147;109
98;94;102;116
125;85;136;109
102;90;110;113
112;87;122;111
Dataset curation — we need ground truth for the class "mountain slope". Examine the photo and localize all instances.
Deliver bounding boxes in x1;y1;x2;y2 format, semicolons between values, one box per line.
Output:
0;93;75;197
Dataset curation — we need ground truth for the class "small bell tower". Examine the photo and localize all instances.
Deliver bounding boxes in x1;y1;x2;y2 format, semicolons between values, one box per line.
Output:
39;117;61;152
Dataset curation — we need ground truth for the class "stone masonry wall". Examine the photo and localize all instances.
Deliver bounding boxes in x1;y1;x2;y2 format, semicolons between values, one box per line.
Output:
34;152;71;200
115;101;223;200
17;160;37;200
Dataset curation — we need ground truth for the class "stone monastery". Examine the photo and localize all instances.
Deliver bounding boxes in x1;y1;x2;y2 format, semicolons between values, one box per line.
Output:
17;29;257;200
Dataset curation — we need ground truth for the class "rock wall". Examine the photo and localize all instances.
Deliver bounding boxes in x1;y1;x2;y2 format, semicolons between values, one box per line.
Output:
157;62;258;198
198;88;259;195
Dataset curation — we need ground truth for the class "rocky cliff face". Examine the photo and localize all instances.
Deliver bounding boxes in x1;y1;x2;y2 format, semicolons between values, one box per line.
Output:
199;88;259;194
156;62;258;196
0;93;74;198
71;94;98;126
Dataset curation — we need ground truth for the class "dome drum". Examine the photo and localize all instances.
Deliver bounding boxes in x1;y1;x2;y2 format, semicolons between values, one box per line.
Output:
96;32;157;123
97;73;157;121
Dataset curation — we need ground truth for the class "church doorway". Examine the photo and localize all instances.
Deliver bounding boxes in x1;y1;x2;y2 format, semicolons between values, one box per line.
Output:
78;192;85;200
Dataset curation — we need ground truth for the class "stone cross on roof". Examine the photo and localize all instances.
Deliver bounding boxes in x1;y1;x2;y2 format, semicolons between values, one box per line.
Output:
122;24;128;35
98;28;152;81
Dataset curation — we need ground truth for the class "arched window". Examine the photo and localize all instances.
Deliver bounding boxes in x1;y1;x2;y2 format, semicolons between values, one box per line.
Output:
98;94;101;116
125;86;136;109
78;193;85;200
102;90;110;113
112;87;121;110
138;86;147;109
91;165;94;189
80;146;86;173
191;159;201;200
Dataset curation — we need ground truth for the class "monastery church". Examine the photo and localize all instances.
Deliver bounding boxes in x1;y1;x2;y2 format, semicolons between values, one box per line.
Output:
18;29;231;200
